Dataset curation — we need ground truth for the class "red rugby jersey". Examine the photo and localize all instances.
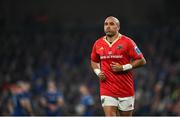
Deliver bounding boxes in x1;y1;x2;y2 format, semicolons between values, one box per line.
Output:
91;34;144;97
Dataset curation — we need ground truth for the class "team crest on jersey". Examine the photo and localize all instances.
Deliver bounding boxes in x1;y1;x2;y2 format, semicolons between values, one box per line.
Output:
117;45;123;50
135;46;141;55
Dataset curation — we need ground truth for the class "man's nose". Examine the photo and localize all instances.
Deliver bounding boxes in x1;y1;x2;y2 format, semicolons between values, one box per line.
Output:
106;26;110;30
107;24;110;27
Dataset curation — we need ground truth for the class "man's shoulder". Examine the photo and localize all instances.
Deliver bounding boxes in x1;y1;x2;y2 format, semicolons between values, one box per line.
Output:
121;34;133;41
121;34;136;45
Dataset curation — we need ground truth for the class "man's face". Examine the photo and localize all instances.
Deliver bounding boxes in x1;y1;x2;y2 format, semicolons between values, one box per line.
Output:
48;82;56;90
104;17;119;37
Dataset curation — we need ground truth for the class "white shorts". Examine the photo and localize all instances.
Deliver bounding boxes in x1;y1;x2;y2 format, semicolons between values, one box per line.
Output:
101;95;135;111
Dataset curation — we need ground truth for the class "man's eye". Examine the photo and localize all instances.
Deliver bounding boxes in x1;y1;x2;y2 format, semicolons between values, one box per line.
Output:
104;23;108;25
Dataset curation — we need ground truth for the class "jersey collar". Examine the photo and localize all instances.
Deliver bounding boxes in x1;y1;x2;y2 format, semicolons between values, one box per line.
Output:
103;33;122;47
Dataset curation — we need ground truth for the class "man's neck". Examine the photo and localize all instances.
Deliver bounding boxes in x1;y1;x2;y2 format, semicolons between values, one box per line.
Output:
106;33;119;43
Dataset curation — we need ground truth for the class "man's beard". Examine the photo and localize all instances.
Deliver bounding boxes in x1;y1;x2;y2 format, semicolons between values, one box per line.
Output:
105;31;115;37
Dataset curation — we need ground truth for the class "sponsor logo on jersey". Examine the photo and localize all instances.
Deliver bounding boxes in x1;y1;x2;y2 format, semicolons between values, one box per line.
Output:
100;55;123;59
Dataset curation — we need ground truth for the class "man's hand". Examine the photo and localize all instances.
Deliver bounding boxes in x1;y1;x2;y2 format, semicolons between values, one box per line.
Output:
98;72;106;81
110;62;123;72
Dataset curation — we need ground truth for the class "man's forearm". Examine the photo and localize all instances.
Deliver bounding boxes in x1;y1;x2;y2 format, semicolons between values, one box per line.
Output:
91;60;100;69
24;102;34;115
130;57;146;69
91;61;101;75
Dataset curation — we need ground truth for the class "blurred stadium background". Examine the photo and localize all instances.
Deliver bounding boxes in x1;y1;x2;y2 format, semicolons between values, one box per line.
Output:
0;0;180;116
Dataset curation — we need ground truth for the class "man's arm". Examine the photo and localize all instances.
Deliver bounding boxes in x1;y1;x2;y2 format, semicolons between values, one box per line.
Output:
110;57;146;72
91;60;100;70
7;99;13;114
40;97;48;108
20;99;34;115
130;57;146;68
91;61;105;81
57;97;64;107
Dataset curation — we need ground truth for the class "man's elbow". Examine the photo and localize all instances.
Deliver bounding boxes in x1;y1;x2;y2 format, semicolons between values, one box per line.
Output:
91;60;100;69
141;58;146;66
91;60;94;67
